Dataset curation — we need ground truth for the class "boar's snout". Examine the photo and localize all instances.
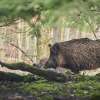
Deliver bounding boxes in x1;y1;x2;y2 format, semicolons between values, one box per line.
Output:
45;59;57;69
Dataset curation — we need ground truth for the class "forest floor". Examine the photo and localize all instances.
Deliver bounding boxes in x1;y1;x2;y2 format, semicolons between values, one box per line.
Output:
0;74;100;100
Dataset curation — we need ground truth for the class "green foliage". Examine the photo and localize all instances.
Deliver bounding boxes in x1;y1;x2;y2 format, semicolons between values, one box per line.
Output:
66;81;100;96
19;74;100;98
0;74;100;100
0;0;99;35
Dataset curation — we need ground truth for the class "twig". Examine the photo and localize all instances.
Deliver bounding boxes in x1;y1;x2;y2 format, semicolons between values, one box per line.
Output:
9;43;33;63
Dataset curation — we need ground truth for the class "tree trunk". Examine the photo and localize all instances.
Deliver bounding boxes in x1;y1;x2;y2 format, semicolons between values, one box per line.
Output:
0;61;69;82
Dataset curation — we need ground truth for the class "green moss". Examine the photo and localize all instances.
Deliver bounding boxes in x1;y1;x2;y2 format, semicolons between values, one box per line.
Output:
0;74;100;100
63;74;100;96
91;93;100;100
22;80;64;96
65;81;100;96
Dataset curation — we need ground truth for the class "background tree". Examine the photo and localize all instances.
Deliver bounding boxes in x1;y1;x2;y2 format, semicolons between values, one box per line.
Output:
0;0;100;62
0;0;99;35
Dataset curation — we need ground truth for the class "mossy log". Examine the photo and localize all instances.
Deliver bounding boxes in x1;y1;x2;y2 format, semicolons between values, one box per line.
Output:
0;61;69;82
0;71;35;82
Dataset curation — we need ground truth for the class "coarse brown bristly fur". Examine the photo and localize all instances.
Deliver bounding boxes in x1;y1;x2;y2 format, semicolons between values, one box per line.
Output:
46;38;100;73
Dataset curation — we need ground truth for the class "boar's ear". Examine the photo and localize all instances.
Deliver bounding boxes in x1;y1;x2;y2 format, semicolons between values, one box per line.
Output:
48;44;52;48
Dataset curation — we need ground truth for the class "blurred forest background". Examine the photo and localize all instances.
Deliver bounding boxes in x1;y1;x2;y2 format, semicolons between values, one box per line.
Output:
0;0;99;99
0;0;100;65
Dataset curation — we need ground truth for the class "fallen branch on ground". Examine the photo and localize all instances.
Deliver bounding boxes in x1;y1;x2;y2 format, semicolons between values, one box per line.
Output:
0;71;35;82
0;61;72;82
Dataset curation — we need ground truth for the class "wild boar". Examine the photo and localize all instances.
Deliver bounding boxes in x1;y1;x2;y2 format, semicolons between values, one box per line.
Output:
45;38;100;73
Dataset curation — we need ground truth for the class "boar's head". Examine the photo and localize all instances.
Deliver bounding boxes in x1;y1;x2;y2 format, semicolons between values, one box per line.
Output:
45;43;65;69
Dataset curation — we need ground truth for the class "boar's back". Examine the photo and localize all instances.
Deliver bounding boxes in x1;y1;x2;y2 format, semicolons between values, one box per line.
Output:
47;38;100;73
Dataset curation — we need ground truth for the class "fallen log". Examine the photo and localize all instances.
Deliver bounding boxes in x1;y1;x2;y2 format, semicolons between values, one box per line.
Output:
0;61;70;82
0;71;35;82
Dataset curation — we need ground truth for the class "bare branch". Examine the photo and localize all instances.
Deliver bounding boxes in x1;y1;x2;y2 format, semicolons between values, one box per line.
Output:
0;61;70;82
9;43;33;63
